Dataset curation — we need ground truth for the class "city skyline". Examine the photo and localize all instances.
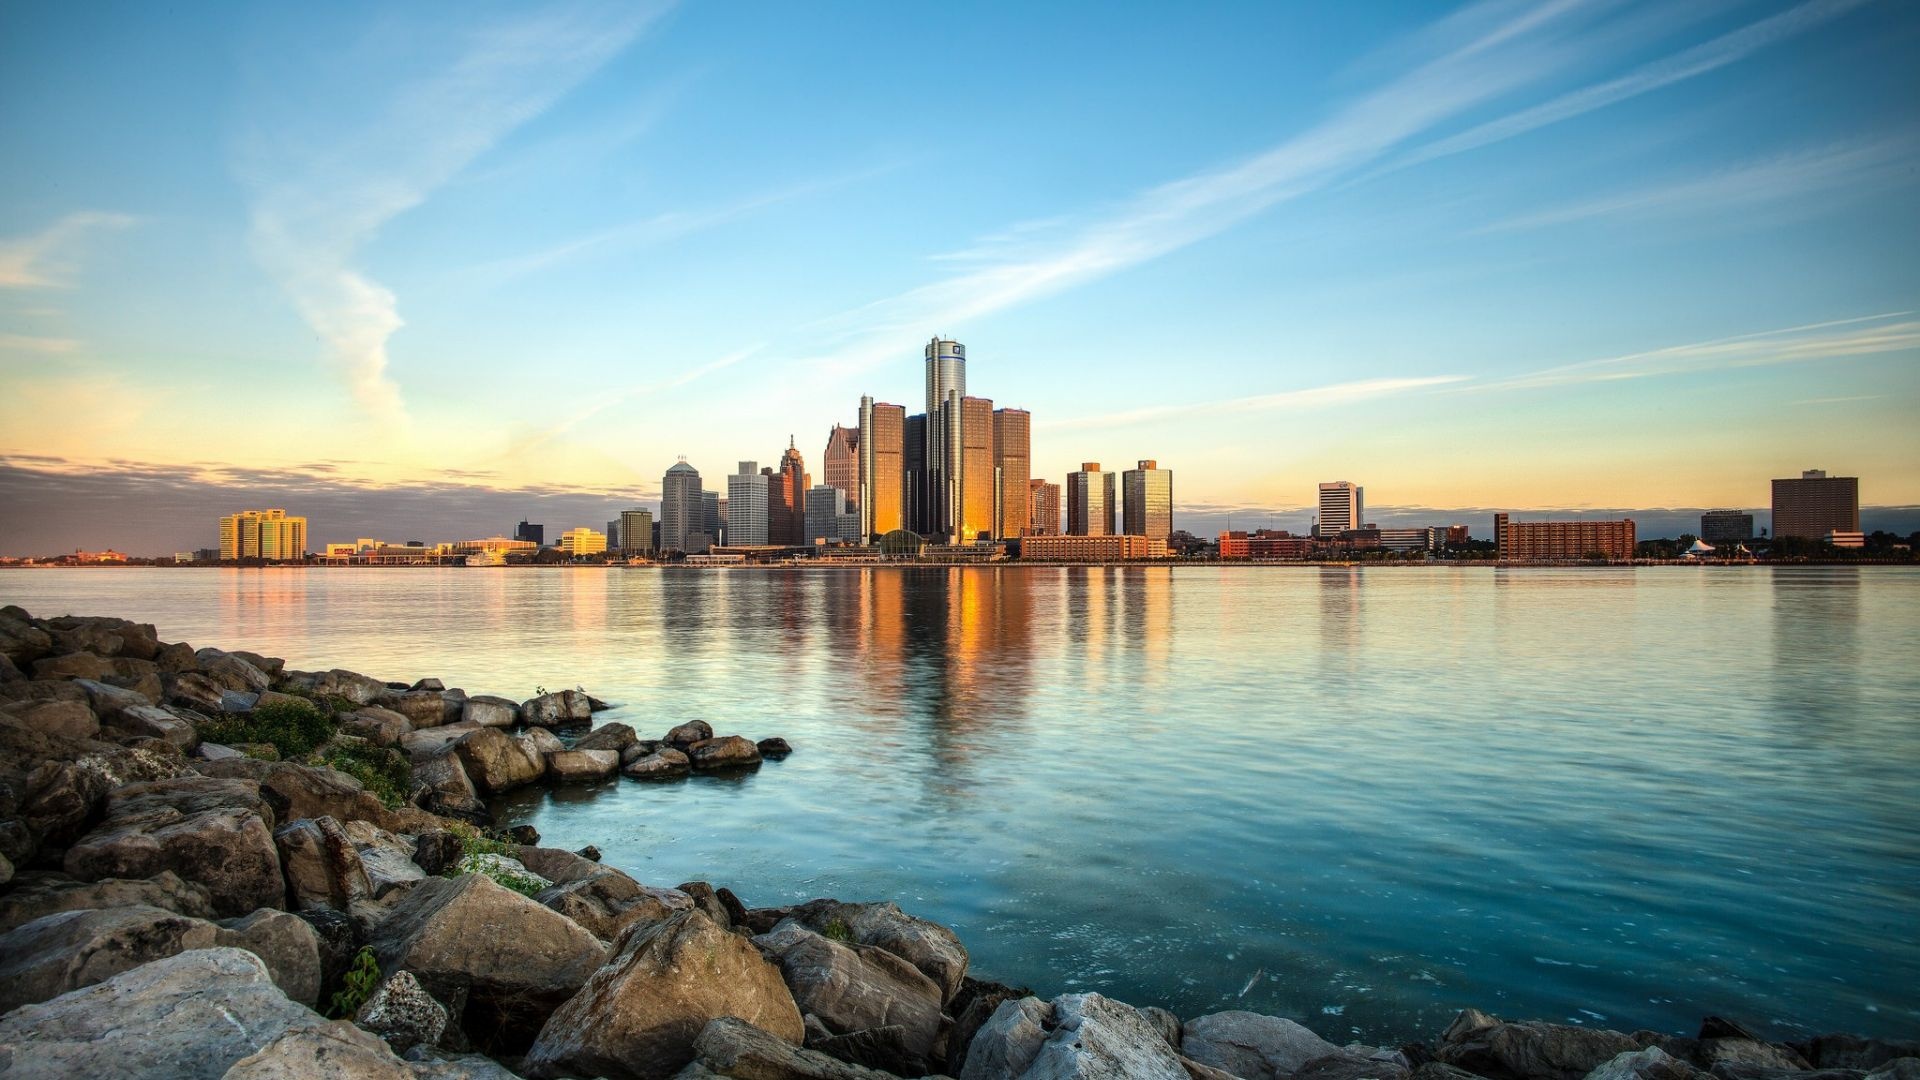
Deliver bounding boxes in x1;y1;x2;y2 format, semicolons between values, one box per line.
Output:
2;2;1917;555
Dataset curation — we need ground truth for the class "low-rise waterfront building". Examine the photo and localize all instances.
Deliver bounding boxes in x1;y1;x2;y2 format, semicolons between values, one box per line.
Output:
557;528;608;557
1020;534;1170;561
1700;509;1754;546
1493;513;1636;561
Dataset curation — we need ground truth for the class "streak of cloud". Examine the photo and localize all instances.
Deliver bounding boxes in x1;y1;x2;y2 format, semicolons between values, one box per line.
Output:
235;3;673;423
0;211;135;288
1042;376;1468;432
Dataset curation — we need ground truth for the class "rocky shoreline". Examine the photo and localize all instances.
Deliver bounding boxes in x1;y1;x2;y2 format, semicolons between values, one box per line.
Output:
0;605;1913;1080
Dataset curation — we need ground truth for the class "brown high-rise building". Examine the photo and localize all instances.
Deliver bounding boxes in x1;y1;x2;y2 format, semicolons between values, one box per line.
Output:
1770;469;1859;541
858;397;906;540
768;439;810;545
1028;479;1061;535
958;395;996;543
1494;513;1635;561
1067;463;1116;536
823;424;859;509
992;408;1031;540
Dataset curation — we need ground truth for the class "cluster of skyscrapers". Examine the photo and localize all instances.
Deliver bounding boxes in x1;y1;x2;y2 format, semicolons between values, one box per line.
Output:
645;337;1175;555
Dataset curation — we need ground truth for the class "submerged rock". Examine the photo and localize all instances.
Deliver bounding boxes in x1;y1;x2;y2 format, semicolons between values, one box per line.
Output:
545;747;620;783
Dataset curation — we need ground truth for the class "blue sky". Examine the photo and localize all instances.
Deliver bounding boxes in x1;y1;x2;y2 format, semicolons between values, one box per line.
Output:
2;0;1917;548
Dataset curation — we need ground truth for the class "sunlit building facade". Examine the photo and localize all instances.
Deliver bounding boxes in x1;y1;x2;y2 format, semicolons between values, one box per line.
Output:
659;460;703;553
1021;534;1170;561
219;509;307;561
1317;481;1363;537
823;424;859;509
1122;459;1173;541
959;396;996;542
1494;513;1635;561
619;509;654;556
727;461;770;547
858;397;906;540
557;527;607;557
770;440;810;546
1028;479;1061;535
993;408;1031;540
1067;464;1116;536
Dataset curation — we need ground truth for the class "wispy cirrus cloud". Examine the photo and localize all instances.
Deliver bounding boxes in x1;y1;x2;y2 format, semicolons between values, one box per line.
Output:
1477;131;1919;233
1380;0;1866;175
1468;311;1920;393
0;211;135;289
796;0;1864;379
1043;375;1467;432
235;3;673;423
0;332;80;355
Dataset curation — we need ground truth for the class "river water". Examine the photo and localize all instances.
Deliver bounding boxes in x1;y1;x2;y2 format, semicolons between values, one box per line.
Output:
5;565;1915;1042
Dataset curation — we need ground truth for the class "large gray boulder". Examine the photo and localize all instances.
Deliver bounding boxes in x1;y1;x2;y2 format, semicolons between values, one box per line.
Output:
461;695;519;729
754;918;945;1076
1590;1047;1709;1080
217;907;324;1008
344;707;412;748
520;690;591;727
623;747;690;780
381;690;449;730
545;748;620;783
573;722;637;754
1437;1017;1644;1080
285;668;389;705
961;993;1189;1080
108;703;200;750
451;727;544;793
62;775;283;916
344;819;428;896
685;735;761;770
664;720;712;748
201;652;272;695
1181;1010;1345;1080
194;756;394;827
786;898;969;1005
275;815;375;911
524;909;805;1080
0;698;98;742
0;868;216;932
221;1021;417;1079
0;947;326;1079
0;904;220;1014
535;867;692;943
368;873;607;1045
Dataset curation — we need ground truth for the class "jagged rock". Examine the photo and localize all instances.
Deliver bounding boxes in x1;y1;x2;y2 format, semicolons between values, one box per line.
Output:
577;844;602;861
686;735;762;770
436;689;468;725
517;726;564;756
504;823;541;845
624;747;691;779
545;748;620;783
0;946;325;1077
1182;1011;1345;1080
277;815;376;911
786;898;969;1005
198;756;392;828
410;678;446;693
664;719;712;748
1592;1047;1711;1080
33;652;120;681
346;819;429;896
154;640;199;673
1437;1019;1643;1080
64;775;282;916
950;977;1038;1076
384;690;449;730
524;909;804;1080
369;873;608;1052
412;829;464;876
402;722;483;760
1697;1040;1812;1072
693;1016;899;1080
167;670;230;712
0;904;221;1014
1294;1052;1414;1080
0;869;214;931
0;610;54;664
461;695;519;728
224;1021;417;1079
962;993;1189;1080
453;727;545;793
202;652;272;694
1;697;99;741
677;880;734;929
574;722;637;754
286;668;392;705
112;703;201;749
757;736;794;758
43;615;159;660
1143;1006;1183;1049
1800;1037;1920;1070
520;690;591;728
356;969;451;1056
515;844;609;884
217;907;325;1007
228;650;285;677
346;707;414;747
755;918;944;1075
72;676;155;717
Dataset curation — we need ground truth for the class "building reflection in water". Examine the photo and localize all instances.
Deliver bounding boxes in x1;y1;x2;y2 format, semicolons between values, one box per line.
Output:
218;567;309;647
1770;567;1861;728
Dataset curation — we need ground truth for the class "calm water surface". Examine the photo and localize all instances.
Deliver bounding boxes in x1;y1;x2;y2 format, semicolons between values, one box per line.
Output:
6;566;1916;1041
